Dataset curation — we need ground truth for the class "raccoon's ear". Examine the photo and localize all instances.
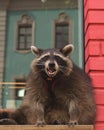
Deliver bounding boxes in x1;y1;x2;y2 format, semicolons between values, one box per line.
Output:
31;46;43;56
60;44;74;57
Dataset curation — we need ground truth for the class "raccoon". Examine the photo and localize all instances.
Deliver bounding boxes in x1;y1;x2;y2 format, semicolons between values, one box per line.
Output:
0;44;96;126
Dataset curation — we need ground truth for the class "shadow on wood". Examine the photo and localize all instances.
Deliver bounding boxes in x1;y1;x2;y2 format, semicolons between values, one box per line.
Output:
0;125;93;130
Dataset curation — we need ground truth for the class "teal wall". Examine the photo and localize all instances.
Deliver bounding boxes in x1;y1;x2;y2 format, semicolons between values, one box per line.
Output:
3;9;80;108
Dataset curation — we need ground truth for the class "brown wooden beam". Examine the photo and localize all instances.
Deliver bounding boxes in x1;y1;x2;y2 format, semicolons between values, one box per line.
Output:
0;125;93;130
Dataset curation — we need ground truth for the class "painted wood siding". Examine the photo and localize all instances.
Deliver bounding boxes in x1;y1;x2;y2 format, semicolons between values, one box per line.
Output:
84;0;104;130
0;10;7;107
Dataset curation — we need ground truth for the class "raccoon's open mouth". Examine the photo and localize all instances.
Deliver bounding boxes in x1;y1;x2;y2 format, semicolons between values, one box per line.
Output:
46;67;57;77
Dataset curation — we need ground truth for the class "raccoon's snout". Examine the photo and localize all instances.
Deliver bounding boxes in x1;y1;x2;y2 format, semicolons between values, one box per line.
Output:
47;62;56;75
48;62;55;68
45;61;59;77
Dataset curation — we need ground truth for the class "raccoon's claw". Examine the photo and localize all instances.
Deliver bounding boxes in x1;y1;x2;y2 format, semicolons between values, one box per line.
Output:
67;120;78;127
35;121;46;127
53;120;62;125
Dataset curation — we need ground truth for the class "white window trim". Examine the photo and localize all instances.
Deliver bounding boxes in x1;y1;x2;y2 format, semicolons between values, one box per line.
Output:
14;14;35;54
53;12;73;48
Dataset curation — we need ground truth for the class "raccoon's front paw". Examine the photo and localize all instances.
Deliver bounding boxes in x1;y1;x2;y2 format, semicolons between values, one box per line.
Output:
53;120;62;125
35;120;46;127
67;120;78;127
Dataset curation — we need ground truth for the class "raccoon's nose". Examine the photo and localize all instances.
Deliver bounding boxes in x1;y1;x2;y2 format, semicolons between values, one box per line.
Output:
49;62;55;68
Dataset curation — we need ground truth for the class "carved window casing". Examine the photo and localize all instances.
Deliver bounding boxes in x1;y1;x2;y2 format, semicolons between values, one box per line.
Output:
16;14;35;52
54;12;73;48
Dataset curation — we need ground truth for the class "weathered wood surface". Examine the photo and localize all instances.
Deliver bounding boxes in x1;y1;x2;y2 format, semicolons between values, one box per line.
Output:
0;125;93;130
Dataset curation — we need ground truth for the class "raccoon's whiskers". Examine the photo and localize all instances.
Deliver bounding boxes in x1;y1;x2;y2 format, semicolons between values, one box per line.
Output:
32;68;44;75
59;65;73;75
59;65;72;71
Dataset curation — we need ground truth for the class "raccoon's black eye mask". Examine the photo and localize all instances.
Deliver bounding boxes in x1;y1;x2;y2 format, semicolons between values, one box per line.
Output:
37;55;67;67
54;56;67;66
37;55;49;63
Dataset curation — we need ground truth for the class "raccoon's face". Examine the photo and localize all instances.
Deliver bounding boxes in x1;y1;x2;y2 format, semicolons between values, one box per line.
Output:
31;44;74;77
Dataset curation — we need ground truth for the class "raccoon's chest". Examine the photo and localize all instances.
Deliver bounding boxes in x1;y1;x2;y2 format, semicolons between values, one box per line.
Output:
44;79;57;97
44;79;69;104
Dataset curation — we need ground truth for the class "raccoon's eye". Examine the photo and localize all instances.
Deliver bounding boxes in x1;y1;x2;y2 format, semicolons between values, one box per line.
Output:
55;56;67;66
40;55;49;61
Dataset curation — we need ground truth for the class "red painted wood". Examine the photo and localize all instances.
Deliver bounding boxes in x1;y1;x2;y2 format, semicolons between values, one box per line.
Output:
84;1;88;19
85;10;104;32
96;106;104;122
85;40;104;60
84;1;104;129
94;89;104;105
85;62;89;73
84;0;104;19
85;24;104;43
95;124;104;130
85;30;90;46
85;0;104;9
85;41;100;60
84;0;87;6
86;57;104;71
102;43;104;55
90;72;104;88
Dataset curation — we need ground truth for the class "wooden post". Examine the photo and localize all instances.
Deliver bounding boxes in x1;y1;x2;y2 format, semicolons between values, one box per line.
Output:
0;125;93;130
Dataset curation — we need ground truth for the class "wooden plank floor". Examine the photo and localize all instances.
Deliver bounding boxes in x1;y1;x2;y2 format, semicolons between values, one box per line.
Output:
0;125;93;130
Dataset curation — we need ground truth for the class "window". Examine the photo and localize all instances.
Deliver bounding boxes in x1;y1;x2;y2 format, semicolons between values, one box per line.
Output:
17;24;32;50
54;12;72;48
55;23;69;48
16;14;34;51
15;78;26;100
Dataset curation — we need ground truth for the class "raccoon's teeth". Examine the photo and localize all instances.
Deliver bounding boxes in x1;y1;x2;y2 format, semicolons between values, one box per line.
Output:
46;68;57;77
48;68;56;73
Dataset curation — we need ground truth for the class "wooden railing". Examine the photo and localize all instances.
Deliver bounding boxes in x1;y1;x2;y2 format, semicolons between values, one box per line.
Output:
0;82;26;87
0;82;26;108
0;125;93;130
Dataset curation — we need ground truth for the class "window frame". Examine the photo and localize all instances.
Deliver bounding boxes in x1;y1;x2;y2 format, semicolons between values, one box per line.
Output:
53;12;73;48
14;77;26;100
15;14;35;53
